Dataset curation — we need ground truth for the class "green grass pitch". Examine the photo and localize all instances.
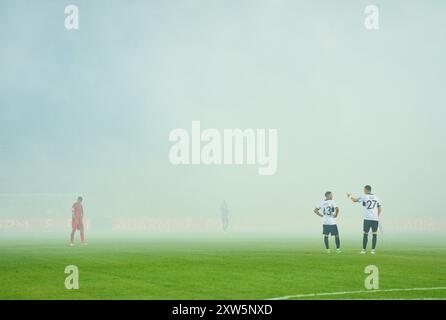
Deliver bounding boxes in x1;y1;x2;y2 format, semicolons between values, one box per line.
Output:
0;236;445;300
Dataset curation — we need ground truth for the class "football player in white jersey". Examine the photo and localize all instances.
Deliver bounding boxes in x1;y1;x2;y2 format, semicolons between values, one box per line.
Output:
347;185;382;254
314;191;341;253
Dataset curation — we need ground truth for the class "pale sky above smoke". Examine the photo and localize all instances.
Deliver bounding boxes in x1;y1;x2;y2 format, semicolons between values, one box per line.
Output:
1;1;445;235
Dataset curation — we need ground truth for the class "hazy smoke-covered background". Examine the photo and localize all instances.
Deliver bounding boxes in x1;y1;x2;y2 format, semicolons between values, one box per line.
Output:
1;1;445;237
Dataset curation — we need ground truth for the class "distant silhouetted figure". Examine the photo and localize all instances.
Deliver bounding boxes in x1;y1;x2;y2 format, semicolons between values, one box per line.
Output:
220;200;229;231
70;196;87;246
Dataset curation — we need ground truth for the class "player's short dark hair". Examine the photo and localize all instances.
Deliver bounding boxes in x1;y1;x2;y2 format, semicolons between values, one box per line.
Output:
325;191;332;197
364;185;372;192
77;196;83;201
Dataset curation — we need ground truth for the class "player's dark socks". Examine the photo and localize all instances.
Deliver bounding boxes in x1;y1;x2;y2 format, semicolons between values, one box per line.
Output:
324;236;329;249
363;233;368;250
335;236;340;249
372;234;377;249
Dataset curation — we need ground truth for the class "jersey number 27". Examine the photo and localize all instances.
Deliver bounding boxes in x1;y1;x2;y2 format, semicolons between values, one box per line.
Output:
365;200;378;209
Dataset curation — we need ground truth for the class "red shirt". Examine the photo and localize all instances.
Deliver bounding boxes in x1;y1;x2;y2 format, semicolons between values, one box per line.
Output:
72;202;83;220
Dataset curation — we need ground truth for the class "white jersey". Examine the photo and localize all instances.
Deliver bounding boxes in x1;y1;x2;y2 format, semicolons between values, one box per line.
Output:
317;199;338;225
357;194;381;221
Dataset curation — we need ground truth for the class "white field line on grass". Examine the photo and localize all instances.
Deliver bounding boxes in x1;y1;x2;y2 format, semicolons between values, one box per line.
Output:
267;287;446;300
337;298;446;300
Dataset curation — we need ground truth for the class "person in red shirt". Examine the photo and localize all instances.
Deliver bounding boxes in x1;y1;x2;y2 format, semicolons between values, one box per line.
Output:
70;196;87;246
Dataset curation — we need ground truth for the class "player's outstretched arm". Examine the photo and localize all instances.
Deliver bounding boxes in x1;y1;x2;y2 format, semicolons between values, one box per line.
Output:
313;208;323;217
346;193;359;202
